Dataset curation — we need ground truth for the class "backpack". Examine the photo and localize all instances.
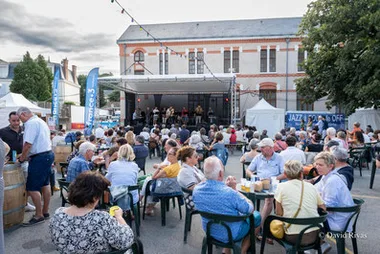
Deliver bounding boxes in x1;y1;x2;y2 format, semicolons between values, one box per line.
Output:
215;148;229;166
65;132;76;144
149;137;157;149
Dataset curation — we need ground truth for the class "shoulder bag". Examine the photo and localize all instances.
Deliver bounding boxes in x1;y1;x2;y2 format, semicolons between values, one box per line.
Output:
270;180;304;239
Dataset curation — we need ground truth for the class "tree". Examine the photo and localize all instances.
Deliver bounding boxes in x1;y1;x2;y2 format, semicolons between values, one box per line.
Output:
108;90;120;102
10;52;52;101
78;74;87;106
79;72;112;107
295;0;380;114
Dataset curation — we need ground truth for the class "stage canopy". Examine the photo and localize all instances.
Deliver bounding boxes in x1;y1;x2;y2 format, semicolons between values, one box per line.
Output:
98;73;235;94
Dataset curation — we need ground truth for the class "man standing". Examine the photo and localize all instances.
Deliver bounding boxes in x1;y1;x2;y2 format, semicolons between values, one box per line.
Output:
84;125;92;138
195;105;203;125
95;124;104;139
17;107;54;226
0;111;23;161
246;138;285;234
66;142;97;182
179;125;190;144
193;156;261;253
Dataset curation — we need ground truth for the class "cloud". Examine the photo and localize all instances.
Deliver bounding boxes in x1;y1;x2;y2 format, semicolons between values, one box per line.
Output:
0;0;115;53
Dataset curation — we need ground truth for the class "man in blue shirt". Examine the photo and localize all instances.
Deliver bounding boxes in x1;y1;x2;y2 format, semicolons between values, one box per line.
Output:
179;124;190;144
193;156;261;253
133;135;149;171
66;142;97;182
246;138;286;233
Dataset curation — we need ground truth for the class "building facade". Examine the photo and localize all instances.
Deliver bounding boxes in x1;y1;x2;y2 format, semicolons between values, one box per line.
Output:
0;58;80;106
116;17;335;125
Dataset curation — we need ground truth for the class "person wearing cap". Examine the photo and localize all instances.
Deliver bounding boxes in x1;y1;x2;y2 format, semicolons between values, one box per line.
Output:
246;138;286;234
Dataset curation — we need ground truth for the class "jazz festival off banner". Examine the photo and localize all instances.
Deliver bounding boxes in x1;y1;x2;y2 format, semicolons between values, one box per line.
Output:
84;68;99;131
51;68;60;127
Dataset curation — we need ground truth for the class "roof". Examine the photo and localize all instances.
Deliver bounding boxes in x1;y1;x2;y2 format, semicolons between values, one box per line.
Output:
0;59;8;64
0;92;50;113
117;17;302;43
247;98;284;112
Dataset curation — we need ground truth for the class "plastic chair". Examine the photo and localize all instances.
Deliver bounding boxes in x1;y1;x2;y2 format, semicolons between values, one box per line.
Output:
242;161;251;179
57;179;70;207
181;187;200;243
370;160;377;189
348;147;367;176
326;198;365;254
142;180;183;226
97;238;144;254
260;213;328;254
135;157;147;175
125;185;141;237
59;162;69;178
198;211;256;254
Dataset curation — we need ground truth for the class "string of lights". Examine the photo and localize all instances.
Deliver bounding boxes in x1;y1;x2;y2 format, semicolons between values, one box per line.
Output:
110;0;229;84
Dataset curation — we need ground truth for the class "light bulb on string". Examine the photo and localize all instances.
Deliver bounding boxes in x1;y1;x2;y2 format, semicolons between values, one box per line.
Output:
131;18;134;23
139;26;143;31
121;9;124;13
111;0;114;3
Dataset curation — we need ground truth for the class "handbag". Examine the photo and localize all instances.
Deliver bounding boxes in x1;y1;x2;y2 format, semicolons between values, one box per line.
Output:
270;180;304;239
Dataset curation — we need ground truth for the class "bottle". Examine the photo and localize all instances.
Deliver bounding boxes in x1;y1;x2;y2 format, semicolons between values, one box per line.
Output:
12;150;17;162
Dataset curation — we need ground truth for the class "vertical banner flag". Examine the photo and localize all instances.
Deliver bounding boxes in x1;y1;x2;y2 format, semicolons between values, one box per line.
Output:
51;68;60;127
84;68;99;131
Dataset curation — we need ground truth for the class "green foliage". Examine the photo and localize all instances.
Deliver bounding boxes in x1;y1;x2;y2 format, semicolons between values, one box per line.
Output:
64;101;76;105
10;52;52;101
108;90;120;102
78;72;112;107
295;0;380;115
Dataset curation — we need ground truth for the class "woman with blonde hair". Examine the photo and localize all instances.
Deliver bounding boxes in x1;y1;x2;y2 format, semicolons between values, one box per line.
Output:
105;144;139;212
274;160;325;245
125;130;135;146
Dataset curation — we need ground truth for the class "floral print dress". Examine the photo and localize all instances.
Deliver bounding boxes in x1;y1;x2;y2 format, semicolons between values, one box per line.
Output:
49;207;134;254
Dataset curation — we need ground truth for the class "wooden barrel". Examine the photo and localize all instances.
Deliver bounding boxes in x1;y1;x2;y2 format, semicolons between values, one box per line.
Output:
3;163;26;229
54;145;72;172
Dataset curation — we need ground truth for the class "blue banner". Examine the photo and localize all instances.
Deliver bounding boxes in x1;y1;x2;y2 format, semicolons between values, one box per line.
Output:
51;68;60;127
285;111;345;130
84;68;99;131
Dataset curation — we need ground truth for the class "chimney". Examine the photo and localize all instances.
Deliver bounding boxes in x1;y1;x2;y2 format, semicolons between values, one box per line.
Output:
63;58;68;80
72;65;77;84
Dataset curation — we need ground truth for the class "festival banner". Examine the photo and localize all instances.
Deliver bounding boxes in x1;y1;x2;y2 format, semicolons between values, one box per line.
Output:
51;68;60;127
285;111;345;130
84;68;99;130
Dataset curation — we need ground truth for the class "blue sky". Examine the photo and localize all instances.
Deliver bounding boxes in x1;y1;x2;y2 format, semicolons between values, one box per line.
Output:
0;0;312;75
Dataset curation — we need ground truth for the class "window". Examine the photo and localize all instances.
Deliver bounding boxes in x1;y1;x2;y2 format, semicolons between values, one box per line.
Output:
259;89;276;107
197;52;204;74
134;70;144;75
134;51;144;63
159;53;168;75
224;50;239;73
297;94;313;111
159;53;163;75
260;48;276;72
298;49;306;72
189;52;195;74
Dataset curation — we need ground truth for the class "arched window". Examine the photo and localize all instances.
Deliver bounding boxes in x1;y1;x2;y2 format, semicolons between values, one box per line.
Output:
134;51;144;63
259;82;277;107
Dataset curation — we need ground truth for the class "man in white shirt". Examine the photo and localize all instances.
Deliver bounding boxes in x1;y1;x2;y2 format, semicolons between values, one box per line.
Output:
280;136;306;165
95;124;104;139
17;107;54;226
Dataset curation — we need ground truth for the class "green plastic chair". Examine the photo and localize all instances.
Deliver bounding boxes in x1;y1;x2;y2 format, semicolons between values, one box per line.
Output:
125;185;141;237
97;238;144;254
181;187;200;243
57;179;70;207
198;211;256;254
326;198;365;254
242;161;251;179
260;213;328;254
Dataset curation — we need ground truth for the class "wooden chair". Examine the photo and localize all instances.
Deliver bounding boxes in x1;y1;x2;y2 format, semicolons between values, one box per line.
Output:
261;213;328;254
142;180;183;226
199;211;256;254
57;179;70;207
181;187;200;243
326;198;365;254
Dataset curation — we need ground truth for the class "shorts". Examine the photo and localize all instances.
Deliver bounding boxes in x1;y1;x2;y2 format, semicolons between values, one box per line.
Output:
235;211;261;241
26;151;55;191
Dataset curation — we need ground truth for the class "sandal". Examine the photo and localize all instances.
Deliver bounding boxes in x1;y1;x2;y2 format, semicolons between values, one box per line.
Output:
256;235;274;245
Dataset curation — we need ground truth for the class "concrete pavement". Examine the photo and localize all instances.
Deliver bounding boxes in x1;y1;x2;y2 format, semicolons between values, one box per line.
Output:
5;151;380;254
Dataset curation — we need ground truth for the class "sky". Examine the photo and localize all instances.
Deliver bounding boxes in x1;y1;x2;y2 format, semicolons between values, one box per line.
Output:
0;0;313;75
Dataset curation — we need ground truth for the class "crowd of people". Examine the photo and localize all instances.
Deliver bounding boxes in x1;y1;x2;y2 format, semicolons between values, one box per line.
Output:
0;107;379;253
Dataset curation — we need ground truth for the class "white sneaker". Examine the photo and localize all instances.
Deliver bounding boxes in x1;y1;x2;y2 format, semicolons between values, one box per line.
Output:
321;242;332;254
25;202;36;212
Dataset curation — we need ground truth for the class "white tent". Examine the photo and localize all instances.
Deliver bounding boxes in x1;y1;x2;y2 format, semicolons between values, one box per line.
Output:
348;108;380;130
245;99;285;138
0;92;50;128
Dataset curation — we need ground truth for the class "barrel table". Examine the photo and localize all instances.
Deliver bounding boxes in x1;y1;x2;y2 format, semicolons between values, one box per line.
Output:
54;145;72;173
3;164;26;229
